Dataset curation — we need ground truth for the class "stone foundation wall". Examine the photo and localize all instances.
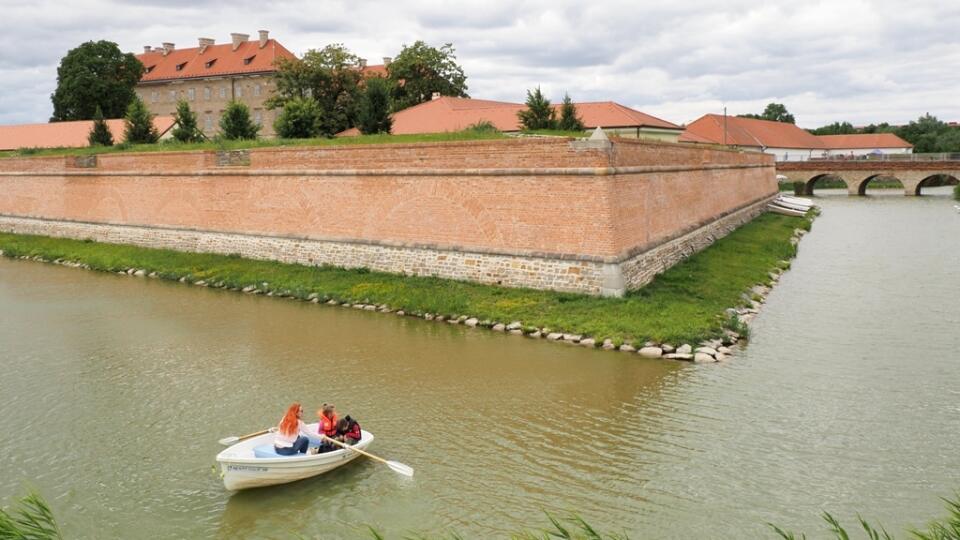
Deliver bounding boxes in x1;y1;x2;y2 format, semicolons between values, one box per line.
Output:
0;138;777;295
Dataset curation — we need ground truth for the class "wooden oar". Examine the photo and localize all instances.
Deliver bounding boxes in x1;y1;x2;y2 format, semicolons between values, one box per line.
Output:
321;435;414;477
218;427;275;446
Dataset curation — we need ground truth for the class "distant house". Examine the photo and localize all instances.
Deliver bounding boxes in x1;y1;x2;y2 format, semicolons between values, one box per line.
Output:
680;114;826;161
338;96;683;141
680;114;914;161
817;133;913;157
0;117;175;151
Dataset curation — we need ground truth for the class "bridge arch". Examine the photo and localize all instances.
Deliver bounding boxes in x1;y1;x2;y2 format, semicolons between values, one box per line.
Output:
914;174;960;196
804;174;850;195
855;174;904;196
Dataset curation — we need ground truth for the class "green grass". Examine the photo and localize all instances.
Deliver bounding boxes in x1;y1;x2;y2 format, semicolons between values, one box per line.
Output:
954;184;960;200
0;213;808;345
0;130;509;159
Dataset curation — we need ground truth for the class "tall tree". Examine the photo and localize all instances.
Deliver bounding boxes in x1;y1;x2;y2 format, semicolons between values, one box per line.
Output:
123;96;159;144
267;44;363;136
87;106;113;146
273;97;324;138
739;103;796;124
517;87;556;131
357;77;393;135
219;101;260;140
171;100;203;143
557;93;585;132
387;41;468;111
51;40;144;121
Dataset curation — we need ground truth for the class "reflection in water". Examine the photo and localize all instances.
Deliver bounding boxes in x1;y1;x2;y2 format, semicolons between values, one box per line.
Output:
0;187;958;538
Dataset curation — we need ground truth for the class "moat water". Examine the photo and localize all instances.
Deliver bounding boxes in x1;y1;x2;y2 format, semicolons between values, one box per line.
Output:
1;187;958;539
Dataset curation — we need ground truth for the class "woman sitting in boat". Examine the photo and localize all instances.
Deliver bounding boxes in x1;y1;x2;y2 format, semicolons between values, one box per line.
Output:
336;415;362;445
274;402;311;456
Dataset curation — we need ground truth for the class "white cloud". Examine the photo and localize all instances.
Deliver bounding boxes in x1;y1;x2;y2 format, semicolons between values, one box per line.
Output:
3;0;960;127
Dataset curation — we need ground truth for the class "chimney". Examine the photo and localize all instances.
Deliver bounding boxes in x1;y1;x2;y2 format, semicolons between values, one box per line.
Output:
230;33;249;51
162;42;175;55
258;30;269;48
198;37;214;53
143;45;152;54
382;56;392;66
358;58;367;68
153;46;164;53
431;92;441;100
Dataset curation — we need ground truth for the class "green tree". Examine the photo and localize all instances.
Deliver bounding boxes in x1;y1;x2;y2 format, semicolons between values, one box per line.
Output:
273;97;324;138
810;121;856;135
556;93;585;132
87;106;113;146
171;100;203;143
51;40;144;121
517;87;556;130
219;101;260;140
123;96;158;144
268;44;363;136
739;103;795;124
896;113;948;153
387;41;468;111
357;77;393;134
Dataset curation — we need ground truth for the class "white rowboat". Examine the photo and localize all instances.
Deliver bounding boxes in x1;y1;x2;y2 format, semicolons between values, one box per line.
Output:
778;195;816;208
768;203;807;217
216;422;374;490
772;197;812;213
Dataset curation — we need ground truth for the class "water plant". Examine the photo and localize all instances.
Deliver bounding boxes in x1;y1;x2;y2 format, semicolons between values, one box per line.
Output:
0;492;62;539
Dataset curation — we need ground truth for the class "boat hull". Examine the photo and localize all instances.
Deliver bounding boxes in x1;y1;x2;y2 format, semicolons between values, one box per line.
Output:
216;425;374;491
768;203;807;217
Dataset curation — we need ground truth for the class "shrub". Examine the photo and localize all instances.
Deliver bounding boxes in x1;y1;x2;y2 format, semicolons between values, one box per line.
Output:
219;101;259;140
273;97;324;139
464;120;499;133
171;100;204;143
87;106;113;146
123;96;158;144
357;77;393;135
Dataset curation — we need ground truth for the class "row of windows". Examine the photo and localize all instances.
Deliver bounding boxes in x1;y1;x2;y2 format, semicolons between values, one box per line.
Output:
148;83;263;103
200;109;267;130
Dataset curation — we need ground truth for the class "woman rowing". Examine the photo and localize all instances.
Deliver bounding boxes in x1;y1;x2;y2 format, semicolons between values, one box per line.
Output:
274;402;311;455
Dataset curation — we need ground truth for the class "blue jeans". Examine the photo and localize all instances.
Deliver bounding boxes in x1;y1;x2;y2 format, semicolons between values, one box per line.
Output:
275;435;309;455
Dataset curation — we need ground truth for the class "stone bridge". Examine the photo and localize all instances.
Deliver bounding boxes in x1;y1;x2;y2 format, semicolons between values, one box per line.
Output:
776;160;960;195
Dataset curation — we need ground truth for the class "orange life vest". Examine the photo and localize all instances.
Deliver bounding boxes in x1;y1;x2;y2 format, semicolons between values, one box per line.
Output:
320;413;339;437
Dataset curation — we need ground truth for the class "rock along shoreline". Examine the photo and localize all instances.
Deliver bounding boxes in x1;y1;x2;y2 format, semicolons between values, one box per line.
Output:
0;221;812;365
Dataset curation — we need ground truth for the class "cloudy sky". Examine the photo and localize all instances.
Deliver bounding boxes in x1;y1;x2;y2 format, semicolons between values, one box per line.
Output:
3;0;960;128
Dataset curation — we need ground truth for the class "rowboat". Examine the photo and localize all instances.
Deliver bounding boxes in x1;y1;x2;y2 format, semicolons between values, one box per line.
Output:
778;195;816;208
216;422;373;491
768;202;807;217
772;197;812;213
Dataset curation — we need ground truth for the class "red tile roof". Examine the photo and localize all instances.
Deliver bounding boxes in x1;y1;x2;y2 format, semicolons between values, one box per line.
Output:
360;64;388;78
817;133;913;149
339;96;680;136
136;40;295;83
0;117;175;151
681;114;825;149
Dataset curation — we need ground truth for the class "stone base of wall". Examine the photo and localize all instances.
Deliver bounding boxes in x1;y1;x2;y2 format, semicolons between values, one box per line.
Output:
0;196;774;297
620;196;773;290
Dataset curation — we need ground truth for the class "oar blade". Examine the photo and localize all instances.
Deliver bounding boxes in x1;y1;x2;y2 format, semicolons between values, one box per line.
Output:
218;436;239;446
387;461;414;477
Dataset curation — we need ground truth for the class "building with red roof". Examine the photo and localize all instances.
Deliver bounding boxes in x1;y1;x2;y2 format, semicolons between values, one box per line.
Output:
681;114;913;160
0;117;175;151
338;96;682;141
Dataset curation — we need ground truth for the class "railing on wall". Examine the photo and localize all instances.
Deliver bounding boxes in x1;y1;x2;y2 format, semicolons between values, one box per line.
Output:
808;152;960;162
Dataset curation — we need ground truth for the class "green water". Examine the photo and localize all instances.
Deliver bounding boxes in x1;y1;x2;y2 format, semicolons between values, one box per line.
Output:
1;188;958;538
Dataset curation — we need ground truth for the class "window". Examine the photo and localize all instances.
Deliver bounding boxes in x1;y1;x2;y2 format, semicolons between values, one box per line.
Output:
254;109;262;125
175;62;187;71
254;83;261;97
236;85;243;98
205;59;217;69
219;86;226;99
243;55;255;65
151;91;158;103
204;87;211;100
204;113;213;131
169;90;176;101
145;65;155;74
187;88;195;101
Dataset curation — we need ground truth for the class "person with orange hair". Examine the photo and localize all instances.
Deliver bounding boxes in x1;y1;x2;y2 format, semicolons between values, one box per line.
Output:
274;402;310;456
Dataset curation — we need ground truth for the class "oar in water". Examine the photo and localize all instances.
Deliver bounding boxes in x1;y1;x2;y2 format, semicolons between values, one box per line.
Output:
218;427;275;446
321;435;414;477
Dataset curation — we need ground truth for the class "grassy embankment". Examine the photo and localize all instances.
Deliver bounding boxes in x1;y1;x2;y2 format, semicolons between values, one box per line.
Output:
0;212;809;345
0;129;589;160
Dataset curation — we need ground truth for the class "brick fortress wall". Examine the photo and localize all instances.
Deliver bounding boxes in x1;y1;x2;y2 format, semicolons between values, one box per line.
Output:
0;138;777;296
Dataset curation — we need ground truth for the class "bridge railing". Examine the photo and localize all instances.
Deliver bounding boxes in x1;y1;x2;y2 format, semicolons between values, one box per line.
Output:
808;152;960;162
